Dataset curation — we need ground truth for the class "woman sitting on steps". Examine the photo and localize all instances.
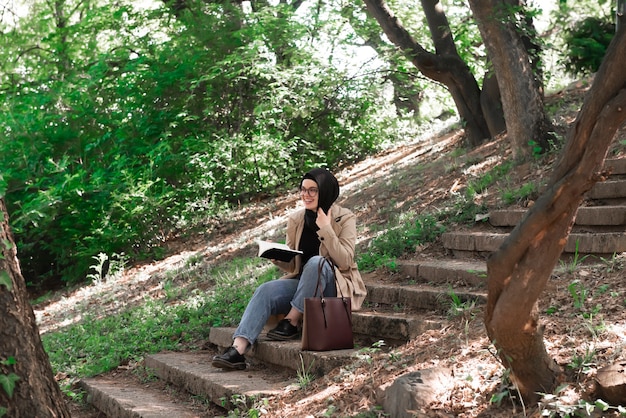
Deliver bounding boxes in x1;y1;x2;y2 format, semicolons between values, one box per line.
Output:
212;167;367;370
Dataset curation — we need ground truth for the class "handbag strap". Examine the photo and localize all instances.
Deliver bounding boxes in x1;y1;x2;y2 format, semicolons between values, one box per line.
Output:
314;257;352;328
314;257;345;298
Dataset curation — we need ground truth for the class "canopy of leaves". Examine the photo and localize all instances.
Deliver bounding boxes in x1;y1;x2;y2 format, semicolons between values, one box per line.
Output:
0;0;397;285
0;0;616;287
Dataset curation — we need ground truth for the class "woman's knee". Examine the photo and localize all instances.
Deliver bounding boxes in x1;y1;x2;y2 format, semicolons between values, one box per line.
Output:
302;255;328;275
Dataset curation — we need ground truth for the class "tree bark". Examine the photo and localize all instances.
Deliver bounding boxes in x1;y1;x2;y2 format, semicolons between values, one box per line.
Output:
0;199;71;417
480;68;506;136
362;0;492;146
485;22;626;404
469;0;550;159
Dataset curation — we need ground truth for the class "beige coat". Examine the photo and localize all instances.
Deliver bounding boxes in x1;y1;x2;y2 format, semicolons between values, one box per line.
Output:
275;204;367;311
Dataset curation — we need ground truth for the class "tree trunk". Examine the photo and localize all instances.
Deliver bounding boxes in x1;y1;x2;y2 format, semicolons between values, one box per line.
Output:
485;22;626;405
469;0;550;159
618;0;626;32
0;199;71;417
480;68;506;136
362;0;492;146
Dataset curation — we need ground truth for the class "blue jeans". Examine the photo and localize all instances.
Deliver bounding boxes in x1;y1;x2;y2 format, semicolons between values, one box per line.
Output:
233;255;337;346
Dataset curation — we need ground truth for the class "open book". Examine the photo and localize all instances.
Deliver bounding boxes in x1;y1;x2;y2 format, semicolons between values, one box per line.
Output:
257;240;303;262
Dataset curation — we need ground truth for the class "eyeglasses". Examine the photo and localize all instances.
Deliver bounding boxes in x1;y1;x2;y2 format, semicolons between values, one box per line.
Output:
299;186;319;197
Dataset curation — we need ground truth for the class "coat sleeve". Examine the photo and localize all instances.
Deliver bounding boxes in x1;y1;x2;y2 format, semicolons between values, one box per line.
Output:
317;210;356;270
318;207;367;310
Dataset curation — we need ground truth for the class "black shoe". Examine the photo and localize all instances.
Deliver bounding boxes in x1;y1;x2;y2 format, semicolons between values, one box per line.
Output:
212;346;246;370
267;319;300;341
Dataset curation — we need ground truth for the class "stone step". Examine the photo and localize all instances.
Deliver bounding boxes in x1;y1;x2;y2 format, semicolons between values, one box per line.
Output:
586;179;626;200
489;205;626;227
208;327;356;376
442;231;626;255
81;377;202;418
396;259;487;286
364;282;486;311
144;352;295;409
604;158;626;175
353;310;443;341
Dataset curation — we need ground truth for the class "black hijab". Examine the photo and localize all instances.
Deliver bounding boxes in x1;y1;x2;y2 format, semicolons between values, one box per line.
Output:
301;167;340;231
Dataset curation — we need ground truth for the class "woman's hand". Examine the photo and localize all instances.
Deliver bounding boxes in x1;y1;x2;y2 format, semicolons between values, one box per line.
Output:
316;207;332;229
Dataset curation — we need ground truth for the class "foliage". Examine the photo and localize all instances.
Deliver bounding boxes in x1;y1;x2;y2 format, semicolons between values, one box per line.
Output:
222;394;269;418
0;357;19;418
0;0;395;285
358;213;445;272
465;161;513;200
562;16;615;77
539;385;626;417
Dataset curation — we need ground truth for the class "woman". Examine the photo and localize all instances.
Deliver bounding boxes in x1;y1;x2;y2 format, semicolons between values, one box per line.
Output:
212;167;367;370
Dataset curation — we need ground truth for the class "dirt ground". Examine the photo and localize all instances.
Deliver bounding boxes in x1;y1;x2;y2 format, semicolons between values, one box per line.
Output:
37;80;626;417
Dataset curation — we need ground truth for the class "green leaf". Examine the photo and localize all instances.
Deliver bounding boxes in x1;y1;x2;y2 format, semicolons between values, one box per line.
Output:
594;399;609;411
0;373;20;398
0;271;11;291
0;357;16;366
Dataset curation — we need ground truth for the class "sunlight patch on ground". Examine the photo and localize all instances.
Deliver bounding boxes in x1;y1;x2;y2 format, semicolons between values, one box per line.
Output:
34;250;201;334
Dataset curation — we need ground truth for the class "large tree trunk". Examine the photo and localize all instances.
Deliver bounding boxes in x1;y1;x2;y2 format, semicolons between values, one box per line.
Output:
362;0;492;146
469;0;550;159
0;199;71;417
485;22;626;404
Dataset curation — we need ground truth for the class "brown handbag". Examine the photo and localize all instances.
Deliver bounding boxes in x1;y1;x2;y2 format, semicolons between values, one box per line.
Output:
301;258;353;351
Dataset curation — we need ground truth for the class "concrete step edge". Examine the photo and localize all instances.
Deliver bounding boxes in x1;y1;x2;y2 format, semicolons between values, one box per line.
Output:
395;259;487;287
489;205;626;227
587;179;626;199
208;327;356;375
364;281;487;310
145;352;295;409
441;231;626;254
604;158;626;175
81;377;201;418
352;310;444;341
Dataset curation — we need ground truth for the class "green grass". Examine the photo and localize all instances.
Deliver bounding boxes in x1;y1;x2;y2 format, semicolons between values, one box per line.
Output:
357;213;445;272
43;258;278;382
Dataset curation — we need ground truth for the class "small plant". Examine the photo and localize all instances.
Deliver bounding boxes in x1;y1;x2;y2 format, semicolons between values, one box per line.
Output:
465;161;513;201
86;252;128;285
296;354;315;389
600;252;624;273
357;340;386;385
501;182;537;205
545;305;558;315
539;385;626;417
223;394;269;417
568;279;588;311
489;368;515;407
446;287;476;319
528;139;543;159
560;240;590;273
568;346;596;375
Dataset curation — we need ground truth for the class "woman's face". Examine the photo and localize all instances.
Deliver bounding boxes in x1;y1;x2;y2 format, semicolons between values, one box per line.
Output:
300;179;319;211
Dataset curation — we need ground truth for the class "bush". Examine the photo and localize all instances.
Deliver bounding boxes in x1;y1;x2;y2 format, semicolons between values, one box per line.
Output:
562;16;615;76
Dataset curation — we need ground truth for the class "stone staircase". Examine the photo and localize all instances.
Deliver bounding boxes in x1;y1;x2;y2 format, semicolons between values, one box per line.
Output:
80;158;626;417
